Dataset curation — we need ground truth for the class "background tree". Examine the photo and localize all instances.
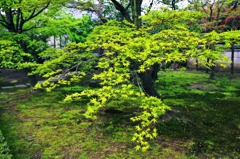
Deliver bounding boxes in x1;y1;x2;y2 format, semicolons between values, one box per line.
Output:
0;0;96;87
0;0;69;86
187;0;240;77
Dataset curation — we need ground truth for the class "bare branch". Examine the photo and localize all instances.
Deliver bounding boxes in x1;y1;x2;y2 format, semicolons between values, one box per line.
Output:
146;0;154;14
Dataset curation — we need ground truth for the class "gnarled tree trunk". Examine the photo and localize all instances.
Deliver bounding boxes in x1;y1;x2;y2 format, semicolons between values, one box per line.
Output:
138;69;161;99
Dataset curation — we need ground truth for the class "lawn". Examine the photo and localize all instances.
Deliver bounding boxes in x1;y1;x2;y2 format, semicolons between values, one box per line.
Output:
0;70;239;158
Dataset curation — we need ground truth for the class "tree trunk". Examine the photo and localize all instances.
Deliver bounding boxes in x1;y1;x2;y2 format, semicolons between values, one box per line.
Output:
209;66;215;80
151;63;160;81
24;68;38;87
138;70;161;99
196;59;199;70
54;35;56;48
130;0;142;29
231;44;234;75
206;58;209;73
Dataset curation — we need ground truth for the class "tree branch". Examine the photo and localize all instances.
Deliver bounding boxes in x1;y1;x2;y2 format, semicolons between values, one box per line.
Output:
24;8;36;23
22;25;41;32
231;0;239;10
125;2;131;11
16;8;21;31
6;9;16;32
23;2;50;23
0;20;8;28
146;0;154;14
0;11;9;26
111;0;132;22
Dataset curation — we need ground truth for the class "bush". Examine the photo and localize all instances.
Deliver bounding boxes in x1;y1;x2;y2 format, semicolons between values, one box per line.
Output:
0;130;12;159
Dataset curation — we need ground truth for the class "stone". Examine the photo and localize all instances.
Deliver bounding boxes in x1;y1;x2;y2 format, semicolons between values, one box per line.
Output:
160;109;180;122
89;80;101;88
1;86;14;89
15;84;27;88
37;81;45;84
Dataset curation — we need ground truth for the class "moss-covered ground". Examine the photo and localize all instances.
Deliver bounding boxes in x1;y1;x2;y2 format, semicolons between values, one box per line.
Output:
0;70;239;158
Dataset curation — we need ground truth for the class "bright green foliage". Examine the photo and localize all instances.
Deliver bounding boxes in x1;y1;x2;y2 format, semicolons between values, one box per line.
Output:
31;42;97;92
221;30;240;47
130;96;170;151
33;9;236;151
36;12;95;46
0;39;29;68
142;9;205;33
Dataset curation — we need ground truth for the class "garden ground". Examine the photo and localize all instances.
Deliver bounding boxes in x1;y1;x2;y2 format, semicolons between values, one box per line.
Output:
0;70;240;158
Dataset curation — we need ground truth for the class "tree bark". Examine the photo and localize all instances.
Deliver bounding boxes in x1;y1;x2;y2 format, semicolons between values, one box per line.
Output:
138;70;161;99
206;58;209;73
151;63;160;81
130;0;142;29
24;68;38;87
209;66;215;80
196;59;199;70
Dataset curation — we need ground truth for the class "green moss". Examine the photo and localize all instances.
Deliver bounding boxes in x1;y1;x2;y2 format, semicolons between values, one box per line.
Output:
0;72;240;158
0;130;12;159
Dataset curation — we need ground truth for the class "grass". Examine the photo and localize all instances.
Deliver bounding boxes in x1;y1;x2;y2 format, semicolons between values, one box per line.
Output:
0;70;240;158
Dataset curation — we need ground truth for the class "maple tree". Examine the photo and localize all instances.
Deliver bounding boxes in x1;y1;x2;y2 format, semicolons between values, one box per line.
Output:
32;8;239;150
